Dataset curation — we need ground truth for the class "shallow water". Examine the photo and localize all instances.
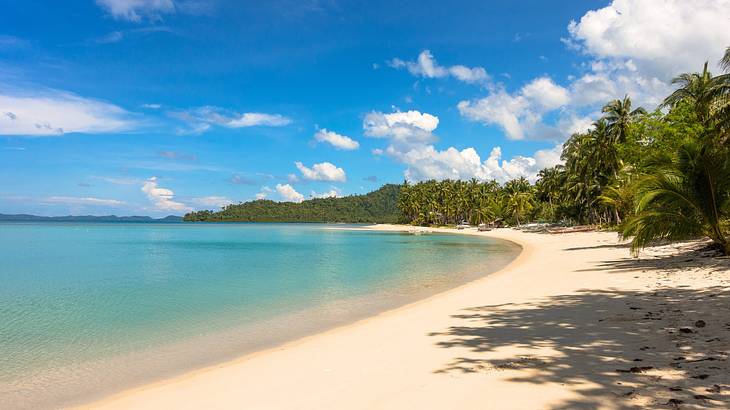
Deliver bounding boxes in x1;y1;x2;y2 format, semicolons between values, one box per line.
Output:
0;222;520;409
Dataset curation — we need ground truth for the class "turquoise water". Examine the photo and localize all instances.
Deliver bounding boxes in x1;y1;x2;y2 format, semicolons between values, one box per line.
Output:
0;222;519;409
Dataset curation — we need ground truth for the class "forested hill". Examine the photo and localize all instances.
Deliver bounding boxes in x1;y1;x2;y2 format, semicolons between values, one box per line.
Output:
183;184;401;223
0;214;183;222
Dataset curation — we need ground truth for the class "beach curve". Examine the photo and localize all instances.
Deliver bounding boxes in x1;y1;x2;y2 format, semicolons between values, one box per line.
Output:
77;225;730;409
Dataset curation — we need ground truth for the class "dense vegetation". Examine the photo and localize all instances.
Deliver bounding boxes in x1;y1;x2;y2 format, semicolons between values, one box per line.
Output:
398;47;730;254
184;184;401;223
187;48;730;254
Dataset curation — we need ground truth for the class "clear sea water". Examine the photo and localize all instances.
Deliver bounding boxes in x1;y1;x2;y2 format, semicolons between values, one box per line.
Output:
0;222;520;409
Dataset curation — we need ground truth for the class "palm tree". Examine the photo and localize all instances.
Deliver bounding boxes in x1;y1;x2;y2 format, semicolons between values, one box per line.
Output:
621;141;730;255
507;191;534;227
721;46;730;73
661;62;726;124
602;95;646;143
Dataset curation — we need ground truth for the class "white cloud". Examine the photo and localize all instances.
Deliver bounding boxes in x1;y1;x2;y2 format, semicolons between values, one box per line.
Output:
313;128;359;150
227;113;291;127
363;110;439;146
192;196;233;208
459;0;730;143
295;161;347;182
43;196;125;206
96;0;175;22
276;183;304;203
566;0;730;80
386;144;562;184
389;50;490;84
172;106;291;134
255;186;273;200
362;109;562;183
521;77;570;110
310;187;341;199
141;177;190;212
0;88;136;136
457;77;569;140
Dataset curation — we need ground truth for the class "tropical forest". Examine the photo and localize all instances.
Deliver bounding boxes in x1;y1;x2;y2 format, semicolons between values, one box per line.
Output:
187;47;730;254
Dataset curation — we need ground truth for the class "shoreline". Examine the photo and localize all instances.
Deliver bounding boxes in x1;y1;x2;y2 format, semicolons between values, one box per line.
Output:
71;225;528;409
78;225;730;409
2;225;518;410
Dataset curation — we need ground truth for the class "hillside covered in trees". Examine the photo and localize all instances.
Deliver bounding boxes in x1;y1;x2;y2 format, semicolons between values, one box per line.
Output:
184;184;401;223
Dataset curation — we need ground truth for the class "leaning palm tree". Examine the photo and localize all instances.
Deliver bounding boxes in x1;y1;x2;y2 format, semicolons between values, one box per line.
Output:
602;95;646;143
621;141;730;255
721;46;730;73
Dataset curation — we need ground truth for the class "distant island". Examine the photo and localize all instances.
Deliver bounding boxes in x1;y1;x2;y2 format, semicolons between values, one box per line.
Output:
184;184;401;223
0;214;183;222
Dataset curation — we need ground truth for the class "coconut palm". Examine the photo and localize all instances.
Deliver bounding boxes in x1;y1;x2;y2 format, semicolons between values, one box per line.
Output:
507;191;534;227
661;62;727;124
621;141;730;255
602;95;646;143
721;46;730;73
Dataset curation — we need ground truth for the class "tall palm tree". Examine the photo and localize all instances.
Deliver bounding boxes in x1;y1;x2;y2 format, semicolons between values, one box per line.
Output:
661;62;726;124
715;47;730;141
602;95;646;143
622;141;730;255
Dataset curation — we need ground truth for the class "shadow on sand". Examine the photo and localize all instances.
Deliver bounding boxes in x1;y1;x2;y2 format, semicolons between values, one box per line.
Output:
430;251;730;409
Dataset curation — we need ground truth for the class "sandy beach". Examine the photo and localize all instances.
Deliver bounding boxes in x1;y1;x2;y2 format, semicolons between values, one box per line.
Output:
78;226;730;409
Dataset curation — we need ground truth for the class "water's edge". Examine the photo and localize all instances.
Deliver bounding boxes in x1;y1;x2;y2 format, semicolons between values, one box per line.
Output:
1;225;522;409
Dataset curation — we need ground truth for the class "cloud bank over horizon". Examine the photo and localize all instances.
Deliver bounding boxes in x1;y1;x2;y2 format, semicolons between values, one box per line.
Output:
2;0;730;215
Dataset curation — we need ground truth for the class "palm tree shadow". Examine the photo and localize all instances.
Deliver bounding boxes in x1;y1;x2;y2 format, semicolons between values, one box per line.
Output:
576;243;730;274
430;288;730;409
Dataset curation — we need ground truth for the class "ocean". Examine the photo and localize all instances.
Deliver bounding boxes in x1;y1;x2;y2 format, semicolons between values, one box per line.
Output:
0;222;520;409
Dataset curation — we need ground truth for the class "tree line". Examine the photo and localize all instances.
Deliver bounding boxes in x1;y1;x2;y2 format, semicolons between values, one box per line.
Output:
184;184;401;223
398;47;730;254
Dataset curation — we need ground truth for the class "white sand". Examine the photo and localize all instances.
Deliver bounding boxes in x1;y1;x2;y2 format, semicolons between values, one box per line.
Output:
78;226;730;409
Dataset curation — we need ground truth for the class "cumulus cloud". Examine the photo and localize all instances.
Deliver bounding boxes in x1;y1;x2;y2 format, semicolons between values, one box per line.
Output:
0;88;136;136
96;0;175;22
313;128;359;150
389;50;490;84
363;110;439;146
459;0;730;143
43;196;125;206
255;186;273;200
363;109;563;183
295;161;347;182
310;187;341;199
566;0;730;80
387;144;562;183
191;196;232;208
141;177;190;212
172;106;291;134
458;77;570;140
276;183;304;203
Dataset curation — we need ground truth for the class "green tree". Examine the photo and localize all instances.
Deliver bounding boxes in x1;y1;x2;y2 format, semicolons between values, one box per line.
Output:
602;95;646;143
622;141;730;254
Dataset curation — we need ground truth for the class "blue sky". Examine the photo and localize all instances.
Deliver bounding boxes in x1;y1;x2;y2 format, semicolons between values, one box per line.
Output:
1;0;729;216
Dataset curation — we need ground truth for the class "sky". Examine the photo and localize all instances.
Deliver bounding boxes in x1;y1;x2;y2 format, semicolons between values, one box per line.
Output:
1;0;730;216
